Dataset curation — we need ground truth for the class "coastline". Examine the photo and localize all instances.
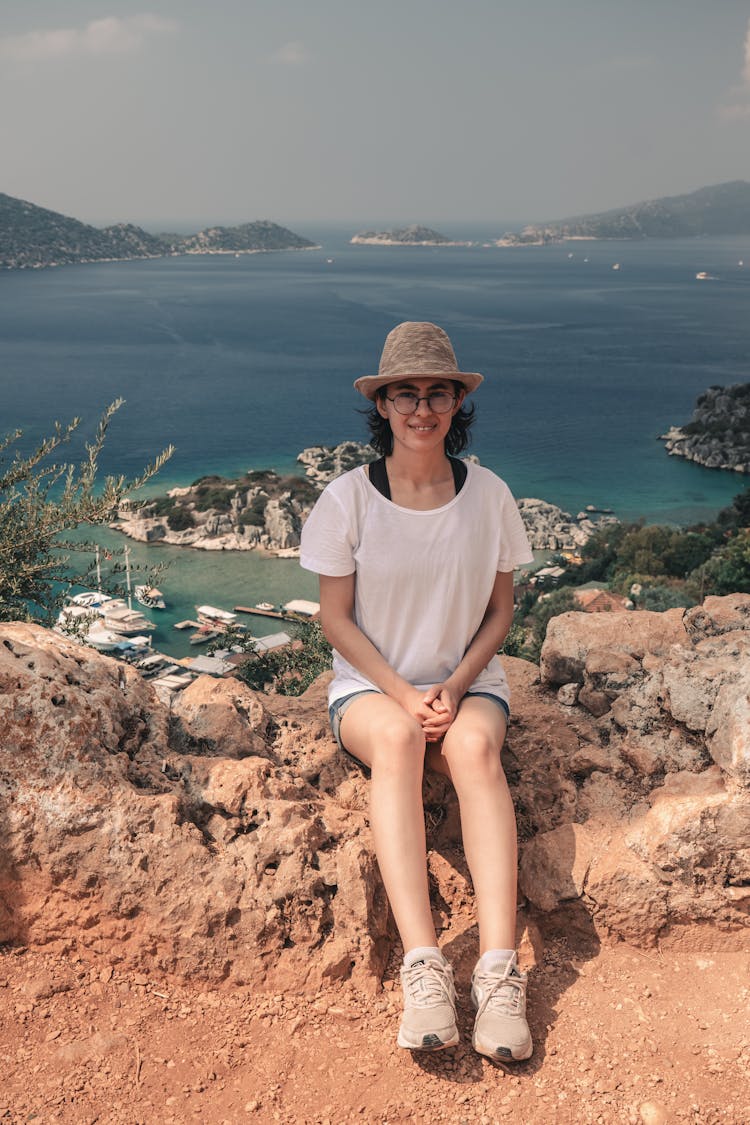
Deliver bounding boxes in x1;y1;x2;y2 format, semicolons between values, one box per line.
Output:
2;244;322;272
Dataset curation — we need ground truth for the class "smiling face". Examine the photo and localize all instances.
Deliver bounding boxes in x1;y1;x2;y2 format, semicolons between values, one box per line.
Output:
376;376;465;456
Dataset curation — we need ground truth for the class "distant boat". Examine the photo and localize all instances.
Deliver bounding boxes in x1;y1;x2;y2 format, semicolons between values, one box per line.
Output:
612;263;620;271
695;271;718;281
135;584;166;610
68;590;113;610
255;601;275;612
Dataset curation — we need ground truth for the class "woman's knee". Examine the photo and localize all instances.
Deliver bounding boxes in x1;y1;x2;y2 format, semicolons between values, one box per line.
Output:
442;727;505;786
370;715;425;774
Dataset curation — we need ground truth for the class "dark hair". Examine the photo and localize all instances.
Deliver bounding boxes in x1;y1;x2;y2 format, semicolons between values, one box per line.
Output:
363;380;476;457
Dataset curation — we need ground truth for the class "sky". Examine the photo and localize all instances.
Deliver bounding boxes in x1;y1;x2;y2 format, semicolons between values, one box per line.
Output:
1;1;749;231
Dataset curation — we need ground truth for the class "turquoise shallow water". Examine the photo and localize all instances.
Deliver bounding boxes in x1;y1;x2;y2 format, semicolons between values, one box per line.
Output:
3;229;749;652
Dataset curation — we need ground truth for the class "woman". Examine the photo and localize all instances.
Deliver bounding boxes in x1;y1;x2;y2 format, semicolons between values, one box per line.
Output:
300;322;534;1061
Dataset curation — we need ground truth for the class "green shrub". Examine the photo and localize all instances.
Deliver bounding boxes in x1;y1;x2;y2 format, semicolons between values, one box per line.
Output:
0;400;172;623
167;506;194;532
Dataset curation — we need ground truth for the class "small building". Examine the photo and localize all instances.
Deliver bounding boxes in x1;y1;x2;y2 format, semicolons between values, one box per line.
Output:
529;565;566;586
573;589;631;613
184;653;235;677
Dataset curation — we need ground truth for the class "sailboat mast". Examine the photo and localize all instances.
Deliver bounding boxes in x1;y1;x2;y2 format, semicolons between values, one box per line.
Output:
95;546;102;593
125;547;132;610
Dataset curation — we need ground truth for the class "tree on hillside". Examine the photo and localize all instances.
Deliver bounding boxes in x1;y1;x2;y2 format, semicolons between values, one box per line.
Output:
0;400;173;623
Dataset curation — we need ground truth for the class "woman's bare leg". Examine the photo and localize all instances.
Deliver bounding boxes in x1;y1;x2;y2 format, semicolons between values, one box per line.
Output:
427;697;517;952
339;694;436;951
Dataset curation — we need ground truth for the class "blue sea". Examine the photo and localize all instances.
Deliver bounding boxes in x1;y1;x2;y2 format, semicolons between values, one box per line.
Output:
2;227;749;654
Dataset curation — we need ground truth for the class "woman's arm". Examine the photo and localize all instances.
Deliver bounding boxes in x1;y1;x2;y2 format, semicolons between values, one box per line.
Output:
318;572;444;730
422;569;516;719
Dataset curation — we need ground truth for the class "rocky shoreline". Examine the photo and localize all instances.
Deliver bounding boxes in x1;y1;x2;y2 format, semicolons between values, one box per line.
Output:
112;441;617;556
660;383;750;474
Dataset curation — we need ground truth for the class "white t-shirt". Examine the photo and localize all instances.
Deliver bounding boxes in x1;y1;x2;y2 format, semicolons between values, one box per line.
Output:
299;461;534;707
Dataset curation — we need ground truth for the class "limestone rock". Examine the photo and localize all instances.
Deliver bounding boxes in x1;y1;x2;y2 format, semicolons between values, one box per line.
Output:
683;592;750;639
263;498;300;550
0;623;390;991
2;598;749;990
540;607;687;685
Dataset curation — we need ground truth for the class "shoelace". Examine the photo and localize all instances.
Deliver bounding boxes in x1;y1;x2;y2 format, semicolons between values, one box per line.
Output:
402;960;454;1009
474;964;526;1021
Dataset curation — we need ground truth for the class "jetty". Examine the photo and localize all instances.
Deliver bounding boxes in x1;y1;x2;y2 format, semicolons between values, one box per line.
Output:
234;605;285;620
235;598;320;622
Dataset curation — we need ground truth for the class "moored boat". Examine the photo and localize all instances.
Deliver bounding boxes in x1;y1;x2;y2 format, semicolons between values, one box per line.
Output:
135;584;166;610
196;605;238;628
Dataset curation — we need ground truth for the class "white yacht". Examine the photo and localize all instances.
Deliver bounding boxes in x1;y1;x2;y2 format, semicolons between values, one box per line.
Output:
100;599;155;635
196;605;238;627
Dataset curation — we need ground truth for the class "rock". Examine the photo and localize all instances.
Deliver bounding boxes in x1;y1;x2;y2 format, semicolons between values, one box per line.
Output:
297;442;376;488
707;667;750;784
659;383;750;473
2;597;750;989
639;1102;669;1125
516;497;617;552
518;823;600;913
557;682;579;706
684;593;750;639
540;607;687;685
263;498;300;550
0;623;390;992
170;675;273;760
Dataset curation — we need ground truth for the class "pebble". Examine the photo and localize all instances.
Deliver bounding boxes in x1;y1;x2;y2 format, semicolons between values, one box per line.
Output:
639;1101;668;1125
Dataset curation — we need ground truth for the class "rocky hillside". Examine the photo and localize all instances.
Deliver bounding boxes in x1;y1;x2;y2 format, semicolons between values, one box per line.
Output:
0;193;165;268
499;180;750;244
114;469;321;553
350;224;456;245
1;593;748;990
0;191;316;269
169;221;316;255
660;383;750;474
116;443;618;554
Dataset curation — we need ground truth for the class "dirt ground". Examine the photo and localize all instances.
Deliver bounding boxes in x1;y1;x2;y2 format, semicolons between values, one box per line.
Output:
2;931;749;1125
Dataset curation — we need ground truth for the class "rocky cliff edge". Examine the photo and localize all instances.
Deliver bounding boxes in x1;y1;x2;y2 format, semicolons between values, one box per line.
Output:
0;596;748;994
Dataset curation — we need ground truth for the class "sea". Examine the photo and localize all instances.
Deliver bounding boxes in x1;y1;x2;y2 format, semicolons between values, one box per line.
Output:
2;225;749;656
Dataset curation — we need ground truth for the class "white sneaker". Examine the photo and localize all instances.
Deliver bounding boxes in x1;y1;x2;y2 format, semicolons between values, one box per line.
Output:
471;952;533;1062
396;956;459;1051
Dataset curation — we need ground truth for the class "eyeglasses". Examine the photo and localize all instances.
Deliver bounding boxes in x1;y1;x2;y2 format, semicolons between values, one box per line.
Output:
385;391;457;415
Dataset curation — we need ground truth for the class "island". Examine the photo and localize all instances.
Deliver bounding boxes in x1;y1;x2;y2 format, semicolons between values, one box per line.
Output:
350;224;469;246
495;180;750;245
0;192;318;270
660;383;750;474
112;441;617;554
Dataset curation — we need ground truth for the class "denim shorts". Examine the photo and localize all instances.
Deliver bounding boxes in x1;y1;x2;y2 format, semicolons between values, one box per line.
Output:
328;689;510;754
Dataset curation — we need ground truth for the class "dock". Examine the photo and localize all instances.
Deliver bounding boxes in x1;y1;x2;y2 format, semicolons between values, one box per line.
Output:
234;605;285;620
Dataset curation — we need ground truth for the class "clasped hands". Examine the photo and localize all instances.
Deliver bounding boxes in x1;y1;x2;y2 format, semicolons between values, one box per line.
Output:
405;682;460;743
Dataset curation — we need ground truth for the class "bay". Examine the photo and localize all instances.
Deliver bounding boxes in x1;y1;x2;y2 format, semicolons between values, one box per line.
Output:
2;228;749;654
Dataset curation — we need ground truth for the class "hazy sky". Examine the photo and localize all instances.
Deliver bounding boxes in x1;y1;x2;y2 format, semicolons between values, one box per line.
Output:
1;1;749;230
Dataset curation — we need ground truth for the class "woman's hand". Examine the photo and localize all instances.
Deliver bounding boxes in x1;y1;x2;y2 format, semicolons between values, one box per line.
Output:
419;682;460;741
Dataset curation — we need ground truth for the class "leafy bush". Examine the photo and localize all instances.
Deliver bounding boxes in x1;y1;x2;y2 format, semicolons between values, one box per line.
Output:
222;620;332;696
0;400;172;623
167;506;194;532
524;588;579;663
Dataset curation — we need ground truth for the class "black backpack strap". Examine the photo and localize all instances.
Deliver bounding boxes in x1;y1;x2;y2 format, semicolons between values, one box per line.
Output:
368;457;391;500
369;456;466;500
449;457;468;494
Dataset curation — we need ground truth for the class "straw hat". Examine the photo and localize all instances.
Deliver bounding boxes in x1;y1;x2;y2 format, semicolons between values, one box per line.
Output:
353;321;484;400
